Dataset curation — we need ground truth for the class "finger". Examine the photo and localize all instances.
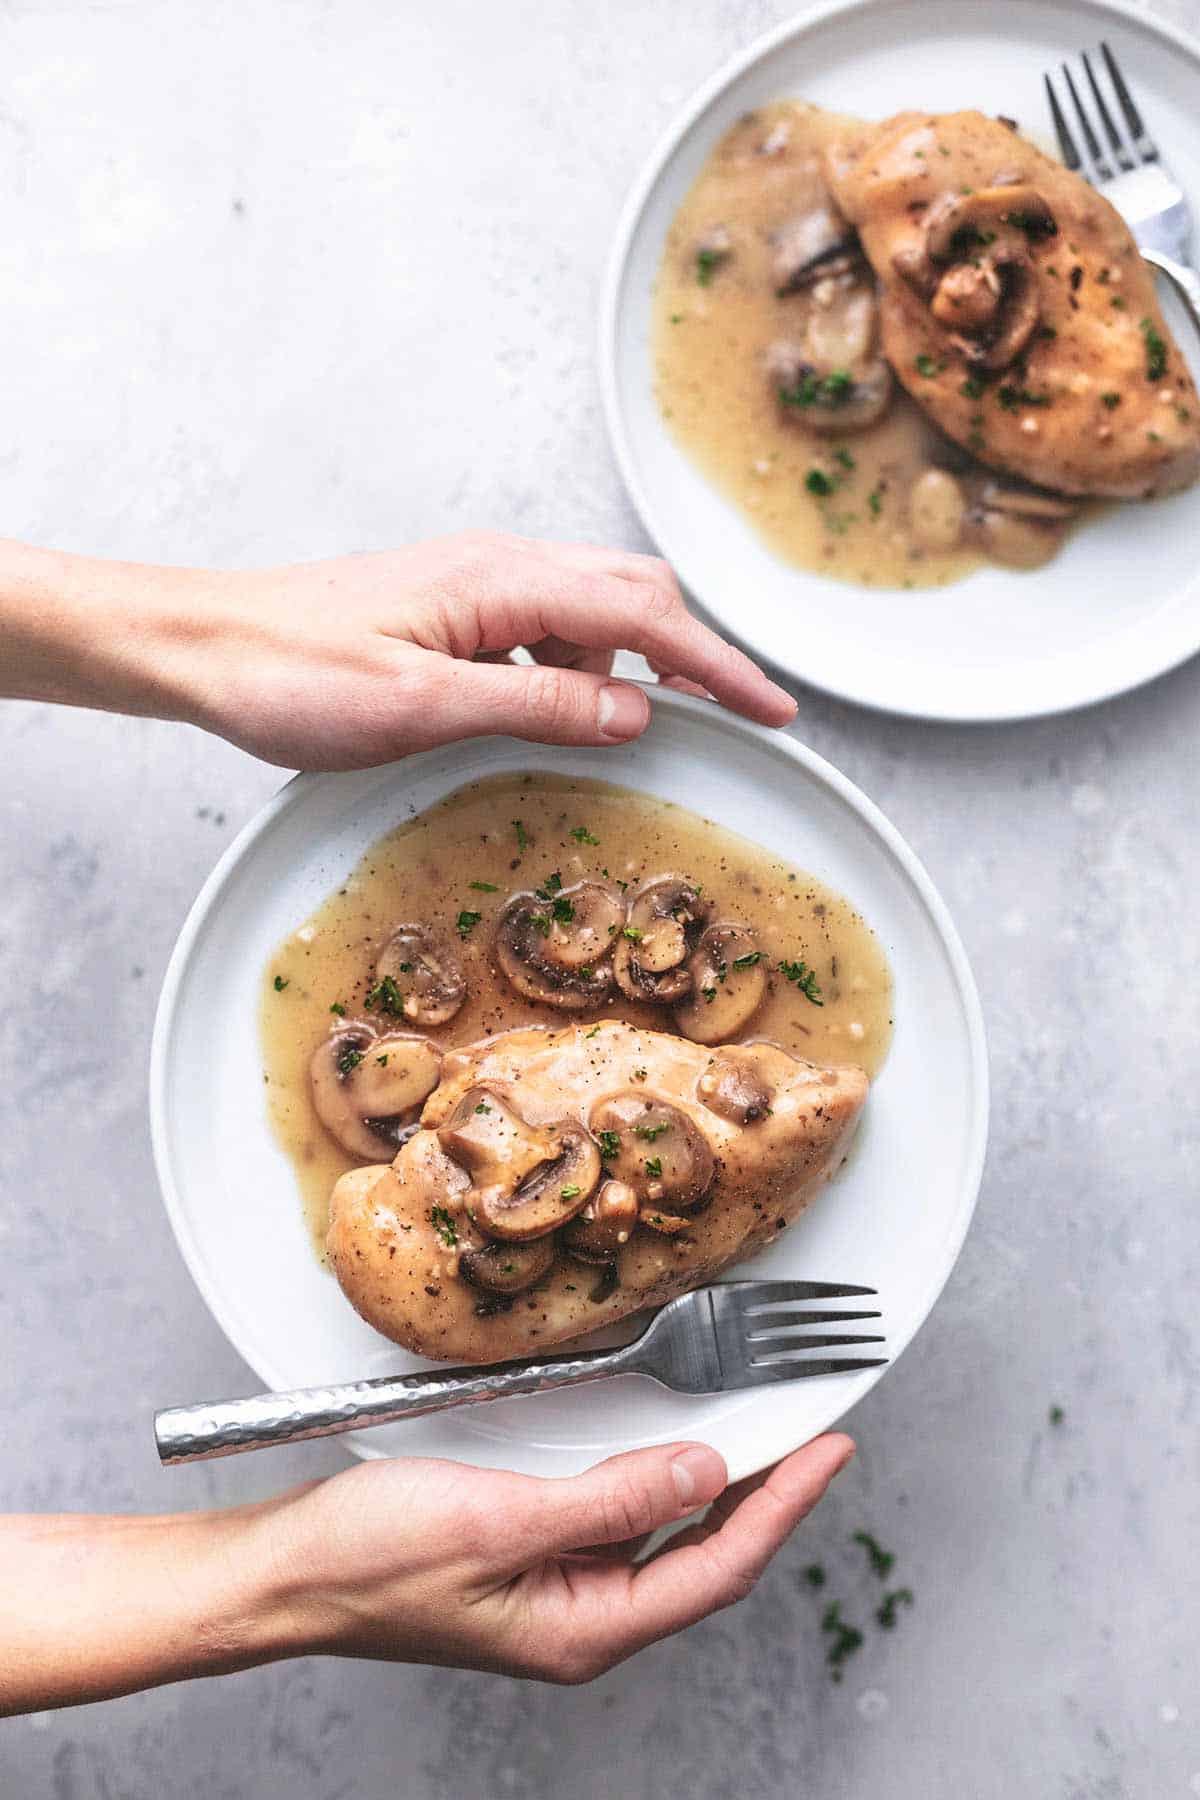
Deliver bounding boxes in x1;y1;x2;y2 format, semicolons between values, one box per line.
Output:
617;1435;854;1649
403;654;653;748
432;538;795;726
521;1442;728;1560
654;674;711;701
526;634;615;680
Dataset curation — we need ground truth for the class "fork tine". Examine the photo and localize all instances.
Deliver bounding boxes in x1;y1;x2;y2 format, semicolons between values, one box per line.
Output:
1082;51;1134;170
1062;64;1111;180
744;1308;881;1333
1044;73;1080;170
749;1334;886;1358
1101;41;1159;162
728;1280;877;1307
734;1355;888;1385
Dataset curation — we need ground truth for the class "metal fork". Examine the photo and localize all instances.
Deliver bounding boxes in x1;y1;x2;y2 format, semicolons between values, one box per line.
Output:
155;1280;886;1464
1044;41;1200;333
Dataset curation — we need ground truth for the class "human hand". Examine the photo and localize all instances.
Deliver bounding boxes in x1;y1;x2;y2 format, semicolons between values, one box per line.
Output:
164;532;795;769
254;1434;853;1683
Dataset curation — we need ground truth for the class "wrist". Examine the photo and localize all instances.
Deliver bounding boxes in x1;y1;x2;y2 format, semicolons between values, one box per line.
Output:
0;539;224;725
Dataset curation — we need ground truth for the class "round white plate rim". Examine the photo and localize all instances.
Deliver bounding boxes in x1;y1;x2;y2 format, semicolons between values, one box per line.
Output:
149;689;989;1478
598;0;1200;725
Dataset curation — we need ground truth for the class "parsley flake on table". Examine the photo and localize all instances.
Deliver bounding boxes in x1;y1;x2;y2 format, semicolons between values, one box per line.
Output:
852;1530;895;1580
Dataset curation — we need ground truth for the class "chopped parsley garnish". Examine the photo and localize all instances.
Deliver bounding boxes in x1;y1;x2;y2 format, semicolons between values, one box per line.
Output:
560;1183;582;1200
455;910;482;939
852;1530;895;1580
634;1121;670;1141
1109;294;1126;310
696;245;729;285
529;910;552;937
834;447;856;471
670;312;683;324
597;1129;621;1159
802;1564;827;1589
997;384;1052;411
273;974;289;991
621;925;644;942
570;825;600;845
959;377;984;400
1049;1403;1065;1427
551;894;575;926
914;353;941;377
779;369;853;410
876;1588;914;1630
702;985;717;1003
777;957;824;1005
632;1066;648;1082
329;1001;346;1016
805;468;834;497
430;1204;458;1248
1100;391;1121;410
468;880;499;892
867;486;884;518
338;1047;364;1075
1001;208;1057;238
643;1156;663;1178
821;1602;864;1677
732;951;761;968
474;1101;491;1115
512;819;529;853
365;974;405;1015
584;1024;600;1039
1140;316;1168;380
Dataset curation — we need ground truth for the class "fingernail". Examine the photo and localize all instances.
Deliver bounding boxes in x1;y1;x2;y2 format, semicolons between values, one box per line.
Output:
597;682;650;741
670;1444;725;1506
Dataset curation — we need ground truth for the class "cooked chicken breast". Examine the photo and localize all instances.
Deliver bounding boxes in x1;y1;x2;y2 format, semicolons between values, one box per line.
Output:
326;1020;868;1363
825;110;1200;497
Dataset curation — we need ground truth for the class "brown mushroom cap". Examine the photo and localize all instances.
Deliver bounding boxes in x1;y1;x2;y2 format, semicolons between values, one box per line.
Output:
613;877;708;1004
436;1087;550;1194
471;1123;602;1242
673;924;767;1044
589;1091;716;1211
310;1027;442;1160
561;1178;640;1263
459;1236;556;1296
696;1048;773;1125
494;882;622;1009
373;925;465;1026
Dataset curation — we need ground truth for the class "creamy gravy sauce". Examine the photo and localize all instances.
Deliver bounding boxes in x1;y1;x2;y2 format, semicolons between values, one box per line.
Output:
653;100;1083;587
260;773;893;1259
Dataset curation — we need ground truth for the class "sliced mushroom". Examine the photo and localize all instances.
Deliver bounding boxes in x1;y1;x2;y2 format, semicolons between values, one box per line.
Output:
673;924;767;1044
902;185;1056;374
768;338;893;434
770;206;861;295
589;1092;716;1211
494;882;622;1009
613;876;708;1004
972;507;1065;568
909;468;967;552
562;1179;640;1263
978;479;1076;520
373;925;465;1026
472;1123;602;1242
459;1236;556;1297
697;1049;773;1125
310;1027;442;1160
436;1087;551;1195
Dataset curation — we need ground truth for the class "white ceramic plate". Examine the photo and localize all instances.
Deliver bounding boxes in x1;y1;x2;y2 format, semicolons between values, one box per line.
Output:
150;692;987;1480
601;0;1200;722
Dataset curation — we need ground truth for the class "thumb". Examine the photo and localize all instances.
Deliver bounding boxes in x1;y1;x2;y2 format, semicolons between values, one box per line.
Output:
413;657;652;749
526;1442;728;1556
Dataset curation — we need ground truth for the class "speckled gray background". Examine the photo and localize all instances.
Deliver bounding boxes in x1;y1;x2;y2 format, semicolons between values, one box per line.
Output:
1;1;1198;1794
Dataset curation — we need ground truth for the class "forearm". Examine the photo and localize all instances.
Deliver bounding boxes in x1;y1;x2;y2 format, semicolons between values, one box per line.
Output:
0;538;214;721
0;1502;303;1714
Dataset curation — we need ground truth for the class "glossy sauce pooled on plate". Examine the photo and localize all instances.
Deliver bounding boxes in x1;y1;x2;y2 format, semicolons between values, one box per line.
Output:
261;772;893;1262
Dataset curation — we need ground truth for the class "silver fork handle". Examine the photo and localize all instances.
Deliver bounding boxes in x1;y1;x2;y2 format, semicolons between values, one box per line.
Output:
155;1345;639;1465
1142;249;1200;343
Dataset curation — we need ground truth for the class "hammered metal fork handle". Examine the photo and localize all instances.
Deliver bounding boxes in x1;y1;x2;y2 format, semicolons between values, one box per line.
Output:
1141;249;1200;344
155;1345;641;1464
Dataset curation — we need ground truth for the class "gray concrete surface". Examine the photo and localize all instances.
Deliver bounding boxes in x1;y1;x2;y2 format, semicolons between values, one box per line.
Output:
1;1;1198;1794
